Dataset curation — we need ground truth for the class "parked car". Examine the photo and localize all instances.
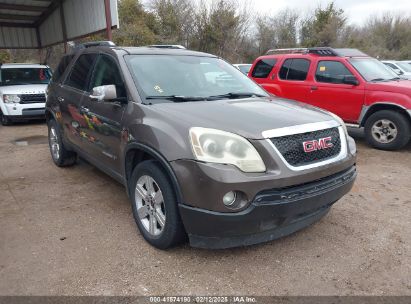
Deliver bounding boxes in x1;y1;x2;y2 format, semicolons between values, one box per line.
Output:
250;47;411;150
46;42;357;250
381;60;411;79
0;63;52;125
233;64;252;75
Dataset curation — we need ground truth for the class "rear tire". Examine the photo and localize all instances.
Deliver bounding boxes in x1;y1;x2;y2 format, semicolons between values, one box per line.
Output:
0;111;12;126
364;110;411;151
130;160;186;249
47;119;77;167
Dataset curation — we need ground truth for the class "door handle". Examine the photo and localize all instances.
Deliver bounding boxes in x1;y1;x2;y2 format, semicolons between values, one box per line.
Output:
80;106;90;114
311;86;318;91
57;96;65;102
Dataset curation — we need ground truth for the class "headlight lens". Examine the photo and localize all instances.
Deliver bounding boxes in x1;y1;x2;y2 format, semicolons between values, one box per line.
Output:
189;127;266;173
3;94;21;104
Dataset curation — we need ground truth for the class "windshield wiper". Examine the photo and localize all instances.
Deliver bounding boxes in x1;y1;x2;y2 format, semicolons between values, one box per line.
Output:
207;92;267;100
145;95;206;102
369;78;387;82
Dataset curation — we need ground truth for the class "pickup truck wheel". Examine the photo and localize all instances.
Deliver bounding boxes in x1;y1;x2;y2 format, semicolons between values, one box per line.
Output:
365;110;411;151
48;119;77;167
130;161;186;249
0;112;12;126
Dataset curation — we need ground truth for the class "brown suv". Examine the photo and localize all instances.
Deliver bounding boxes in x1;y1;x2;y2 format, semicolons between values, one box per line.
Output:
46;42;357;249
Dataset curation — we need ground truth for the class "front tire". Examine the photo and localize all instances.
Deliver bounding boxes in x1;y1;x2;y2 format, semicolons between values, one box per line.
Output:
130;160;186;249
364;110;411;151
48;119;77;167
0;111;12;126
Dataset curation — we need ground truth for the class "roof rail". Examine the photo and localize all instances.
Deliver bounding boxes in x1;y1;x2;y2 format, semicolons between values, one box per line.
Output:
265;47;369;57
266;47;337;56
71;41;116;52
148;45;186;50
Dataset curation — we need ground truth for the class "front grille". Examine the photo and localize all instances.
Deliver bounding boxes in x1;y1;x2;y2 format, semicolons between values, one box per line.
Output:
19;94;46;104
270;127;341;167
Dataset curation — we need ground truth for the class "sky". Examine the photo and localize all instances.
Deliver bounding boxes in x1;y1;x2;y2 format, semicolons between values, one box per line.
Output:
249;0;411;25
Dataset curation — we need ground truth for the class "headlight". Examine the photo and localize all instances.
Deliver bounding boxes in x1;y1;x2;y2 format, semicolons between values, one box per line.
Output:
189;127;266;173
3;94;21;104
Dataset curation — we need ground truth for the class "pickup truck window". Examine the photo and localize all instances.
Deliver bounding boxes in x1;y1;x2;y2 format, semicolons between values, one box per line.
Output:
251;59;277;78
315;61;354;84
279;59;310;81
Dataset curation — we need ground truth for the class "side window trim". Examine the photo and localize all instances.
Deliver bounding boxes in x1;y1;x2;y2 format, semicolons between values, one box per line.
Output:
63;53;98;92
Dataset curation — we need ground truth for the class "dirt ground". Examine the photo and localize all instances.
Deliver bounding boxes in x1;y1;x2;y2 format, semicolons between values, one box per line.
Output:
0;122;410;296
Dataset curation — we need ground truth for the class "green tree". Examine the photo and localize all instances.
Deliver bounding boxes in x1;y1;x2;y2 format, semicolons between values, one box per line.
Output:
301;2;347;47
113;0;159;46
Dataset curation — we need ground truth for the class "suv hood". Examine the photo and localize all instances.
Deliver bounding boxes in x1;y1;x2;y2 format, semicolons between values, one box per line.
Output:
152;98;336;140
0;84;47;95
366;80;411;94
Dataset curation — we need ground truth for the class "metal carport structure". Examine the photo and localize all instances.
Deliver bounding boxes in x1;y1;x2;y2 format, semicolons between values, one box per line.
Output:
0;0;119;50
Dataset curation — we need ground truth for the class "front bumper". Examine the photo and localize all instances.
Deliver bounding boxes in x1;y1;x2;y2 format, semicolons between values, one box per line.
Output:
1;103;45;119
179;166;356;249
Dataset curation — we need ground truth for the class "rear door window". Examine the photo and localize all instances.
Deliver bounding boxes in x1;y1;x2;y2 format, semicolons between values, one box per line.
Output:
251;59;277;78
315;61;354;84
279;58;310;81
65;53;97;91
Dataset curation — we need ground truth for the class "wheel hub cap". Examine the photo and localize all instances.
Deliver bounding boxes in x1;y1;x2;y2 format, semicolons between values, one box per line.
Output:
371;119;398;144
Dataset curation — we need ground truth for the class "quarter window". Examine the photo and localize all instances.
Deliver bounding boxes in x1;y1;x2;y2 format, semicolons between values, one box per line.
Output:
279;59;310;81
316;61;354;84
251;59;277;78
65;54;97;91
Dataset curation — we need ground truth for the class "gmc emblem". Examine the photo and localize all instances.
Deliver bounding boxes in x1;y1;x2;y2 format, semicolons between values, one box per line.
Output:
303;137;333;153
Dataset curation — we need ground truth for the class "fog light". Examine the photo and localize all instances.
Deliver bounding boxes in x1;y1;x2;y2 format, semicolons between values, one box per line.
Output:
223;191;237;206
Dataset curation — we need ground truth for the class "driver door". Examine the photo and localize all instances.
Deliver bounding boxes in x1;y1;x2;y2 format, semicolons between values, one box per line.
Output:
79;54;128;174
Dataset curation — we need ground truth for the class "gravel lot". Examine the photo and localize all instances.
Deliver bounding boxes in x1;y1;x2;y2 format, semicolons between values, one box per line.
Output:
0;122;410;296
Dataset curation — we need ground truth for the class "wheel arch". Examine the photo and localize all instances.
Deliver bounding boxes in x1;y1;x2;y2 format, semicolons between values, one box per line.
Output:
360;103;411;127
124;143;183;203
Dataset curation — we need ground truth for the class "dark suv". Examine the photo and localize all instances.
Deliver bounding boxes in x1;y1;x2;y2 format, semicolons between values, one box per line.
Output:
46;42;357;249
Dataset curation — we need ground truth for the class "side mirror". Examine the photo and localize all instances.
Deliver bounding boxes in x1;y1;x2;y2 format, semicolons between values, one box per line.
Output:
397;69;404;75
343;76;359;86
90;85;117;101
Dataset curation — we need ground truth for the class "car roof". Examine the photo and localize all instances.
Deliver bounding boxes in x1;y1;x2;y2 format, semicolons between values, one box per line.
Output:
1;63;49;69
79;45;217;58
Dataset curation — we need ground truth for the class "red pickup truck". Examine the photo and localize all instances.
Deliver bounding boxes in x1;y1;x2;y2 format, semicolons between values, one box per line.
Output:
249;48;411;150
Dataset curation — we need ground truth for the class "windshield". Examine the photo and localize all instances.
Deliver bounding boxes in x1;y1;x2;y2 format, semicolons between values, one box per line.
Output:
396;62;411;73
237;64;252;75
125;55;268;102
0;68;52;86
348;58;398;82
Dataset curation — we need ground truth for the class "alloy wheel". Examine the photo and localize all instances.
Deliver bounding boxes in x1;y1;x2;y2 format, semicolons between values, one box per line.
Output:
135;175;166;237
49;126;60;160
371;119;398;144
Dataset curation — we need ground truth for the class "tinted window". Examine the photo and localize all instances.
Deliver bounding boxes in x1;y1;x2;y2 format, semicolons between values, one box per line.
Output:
52;55;74;82
65;54;97;91
279;59;310;81
251;59;277;78
315;61;354;84
90;55;126;98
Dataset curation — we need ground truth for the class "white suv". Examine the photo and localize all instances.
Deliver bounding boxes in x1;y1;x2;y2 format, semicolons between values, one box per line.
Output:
0;63;52;125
